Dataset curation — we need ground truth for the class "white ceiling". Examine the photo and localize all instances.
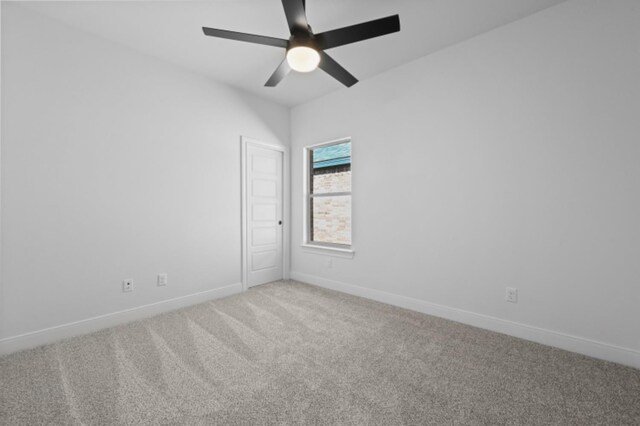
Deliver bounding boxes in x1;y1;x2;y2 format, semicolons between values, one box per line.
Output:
19;0;566;107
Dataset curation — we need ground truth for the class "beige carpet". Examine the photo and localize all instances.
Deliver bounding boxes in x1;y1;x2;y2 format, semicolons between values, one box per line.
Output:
1;280;639;425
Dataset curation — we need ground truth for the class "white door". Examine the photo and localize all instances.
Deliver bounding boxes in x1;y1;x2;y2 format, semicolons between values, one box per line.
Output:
245;143;283;287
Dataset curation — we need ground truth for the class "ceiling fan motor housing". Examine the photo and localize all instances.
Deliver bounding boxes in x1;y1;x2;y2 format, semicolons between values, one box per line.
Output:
287;32;318;52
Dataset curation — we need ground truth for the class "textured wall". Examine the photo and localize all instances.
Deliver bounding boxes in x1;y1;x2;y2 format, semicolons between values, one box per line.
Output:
0;4;290;340
290;0;640;360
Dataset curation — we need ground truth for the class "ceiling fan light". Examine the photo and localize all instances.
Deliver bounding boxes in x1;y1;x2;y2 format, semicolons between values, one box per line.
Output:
286;46;320;73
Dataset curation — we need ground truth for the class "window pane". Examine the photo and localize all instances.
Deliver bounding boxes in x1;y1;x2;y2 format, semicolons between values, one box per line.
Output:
311;195;351;245
311;142;351;194
312;167;351;194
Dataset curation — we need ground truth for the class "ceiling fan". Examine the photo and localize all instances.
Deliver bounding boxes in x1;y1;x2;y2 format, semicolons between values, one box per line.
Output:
202;0;400;88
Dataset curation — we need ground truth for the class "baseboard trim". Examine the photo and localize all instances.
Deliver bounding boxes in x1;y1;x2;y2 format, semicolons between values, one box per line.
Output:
0;282;243;356
290;271;640;369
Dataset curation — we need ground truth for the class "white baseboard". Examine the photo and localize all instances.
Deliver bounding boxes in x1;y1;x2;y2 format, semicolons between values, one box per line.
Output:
290;271;640;370
0;282;243;356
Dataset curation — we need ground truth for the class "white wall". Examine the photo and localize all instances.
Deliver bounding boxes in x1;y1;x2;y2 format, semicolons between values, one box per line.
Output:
0;4;289;345
290;0;640;367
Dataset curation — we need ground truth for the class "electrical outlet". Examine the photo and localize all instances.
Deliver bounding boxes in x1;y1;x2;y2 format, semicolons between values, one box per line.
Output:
506;287;518;303
122;279;133;293
157;273;168;286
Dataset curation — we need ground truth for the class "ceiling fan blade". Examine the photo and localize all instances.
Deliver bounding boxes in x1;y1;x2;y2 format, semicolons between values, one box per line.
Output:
318;52;358;87
281;0;308;34
315;15;400;50
265;58;292;87
202;27;288;48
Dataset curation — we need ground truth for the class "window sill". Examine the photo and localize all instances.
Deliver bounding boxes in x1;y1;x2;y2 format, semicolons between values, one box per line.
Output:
301;244;355;259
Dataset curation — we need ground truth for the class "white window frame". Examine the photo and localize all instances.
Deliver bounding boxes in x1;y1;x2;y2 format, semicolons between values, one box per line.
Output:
302;137;354;258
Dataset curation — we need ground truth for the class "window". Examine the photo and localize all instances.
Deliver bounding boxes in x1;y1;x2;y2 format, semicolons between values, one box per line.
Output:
305;139;352;250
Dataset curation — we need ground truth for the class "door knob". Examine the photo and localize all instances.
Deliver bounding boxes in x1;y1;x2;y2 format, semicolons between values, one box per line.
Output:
278;220;282;225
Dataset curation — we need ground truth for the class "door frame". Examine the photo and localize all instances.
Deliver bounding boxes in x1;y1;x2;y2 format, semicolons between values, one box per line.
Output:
241;136;290;291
